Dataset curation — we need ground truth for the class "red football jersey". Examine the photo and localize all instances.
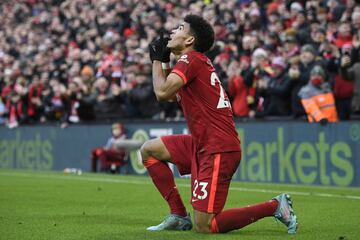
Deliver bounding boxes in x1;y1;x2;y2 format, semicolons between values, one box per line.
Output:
171;51;241;154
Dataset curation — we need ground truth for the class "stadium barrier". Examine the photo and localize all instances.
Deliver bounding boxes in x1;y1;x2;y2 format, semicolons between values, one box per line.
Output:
0;121;359;187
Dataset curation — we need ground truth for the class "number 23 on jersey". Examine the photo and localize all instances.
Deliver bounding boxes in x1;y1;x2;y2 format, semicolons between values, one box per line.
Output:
192;179;208;200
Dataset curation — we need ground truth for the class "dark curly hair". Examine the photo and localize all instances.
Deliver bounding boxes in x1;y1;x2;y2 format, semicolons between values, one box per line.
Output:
184;14;214;53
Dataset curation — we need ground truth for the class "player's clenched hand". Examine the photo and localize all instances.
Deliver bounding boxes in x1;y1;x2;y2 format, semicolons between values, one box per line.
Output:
161;39;171;62
149;38;163;62
149;32;170;63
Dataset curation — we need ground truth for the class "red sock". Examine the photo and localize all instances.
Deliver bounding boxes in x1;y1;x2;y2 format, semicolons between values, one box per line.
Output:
144;157;187;217
211;200;278;233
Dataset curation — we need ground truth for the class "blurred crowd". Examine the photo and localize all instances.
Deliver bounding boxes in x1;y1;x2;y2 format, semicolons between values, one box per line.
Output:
0;0;360;128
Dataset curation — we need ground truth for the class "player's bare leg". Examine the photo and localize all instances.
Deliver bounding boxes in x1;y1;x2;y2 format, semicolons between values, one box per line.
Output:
141;138;192;231
141;138;172;162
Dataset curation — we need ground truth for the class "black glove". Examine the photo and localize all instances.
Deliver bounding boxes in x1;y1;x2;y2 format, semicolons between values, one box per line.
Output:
162;40;171;62
319;118;328;126
149;32;170;63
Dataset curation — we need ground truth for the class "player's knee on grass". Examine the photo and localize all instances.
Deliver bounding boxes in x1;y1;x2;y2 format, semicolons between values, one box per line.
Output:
194;219;212;233
194;210;213;233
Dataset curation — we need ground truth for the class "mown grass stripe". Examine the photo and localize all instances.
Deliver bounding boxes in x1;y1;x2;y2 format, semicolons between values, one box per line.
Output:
1;171;359;200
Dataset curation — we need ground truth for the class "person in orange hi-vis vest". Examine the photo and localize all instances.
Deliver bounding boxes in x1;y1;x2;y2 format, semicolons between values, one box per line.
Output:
298;65;339;125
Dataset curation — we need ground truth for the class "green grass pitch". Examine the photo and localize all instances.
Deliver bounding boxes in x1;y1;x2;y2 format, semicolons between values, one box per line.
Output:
1;169;360;240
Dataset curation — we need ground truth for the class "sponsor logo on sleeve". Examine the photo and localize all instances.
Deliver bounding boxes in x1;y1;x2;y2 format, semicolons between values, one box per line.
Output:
178;54;189;64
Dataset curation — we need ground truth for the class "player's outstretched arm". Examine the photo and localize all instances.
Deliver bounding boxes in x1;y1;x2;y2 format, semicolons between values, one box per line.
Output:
152;60;184;101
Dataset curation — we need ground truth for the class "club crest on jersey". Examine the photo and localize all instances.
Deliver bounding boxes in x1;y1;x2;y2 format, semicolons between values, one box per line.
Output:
178;54;189;64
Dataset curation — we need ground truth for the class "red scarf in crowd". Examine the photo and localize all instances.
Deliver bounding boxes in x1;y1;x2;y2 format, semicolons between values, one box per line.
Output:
7;100;24;124
28;83;44;116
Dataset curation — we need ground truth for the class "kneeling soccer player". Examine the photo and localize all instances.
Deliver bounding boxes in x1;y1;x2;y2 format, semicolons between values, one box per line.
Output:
141;14;298;234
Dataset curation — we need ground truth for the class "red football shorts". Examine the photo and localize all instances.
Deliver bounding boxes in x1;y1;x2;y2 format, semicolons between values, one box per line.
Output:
161;134;241;214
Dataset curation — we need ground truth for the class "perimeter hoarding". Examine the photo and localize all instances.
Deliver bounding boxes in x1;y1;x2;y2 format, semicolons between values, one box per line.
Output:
0;121;359;187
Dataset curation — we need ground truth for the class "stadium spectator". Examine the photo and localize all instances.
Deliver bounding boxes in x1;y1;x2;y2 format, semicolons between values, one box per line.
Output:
289;44;320;118
227;60;249;117
128;71;160;119
352;11;360;30
340;31;360;115
42;81;69;127
265;57;292;116
327;43;355;120
6;92;26;129
298;65;338;124
91;122;127;173
27;74;45;123
81;77;123;120
292;10;311;45
283;34;300;60
0;97;6;125
244;48;272;118
334;22;353;48
310;27;327;54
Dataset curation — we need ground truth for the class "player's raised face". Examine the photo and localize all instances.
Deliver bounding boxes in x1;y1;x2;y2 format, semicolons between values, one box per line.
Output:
167;22;195;52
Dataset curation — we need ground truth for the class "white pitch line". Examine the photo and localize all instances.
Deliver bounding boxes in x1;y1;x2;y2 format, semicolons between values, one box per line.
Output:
1;172;360;200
